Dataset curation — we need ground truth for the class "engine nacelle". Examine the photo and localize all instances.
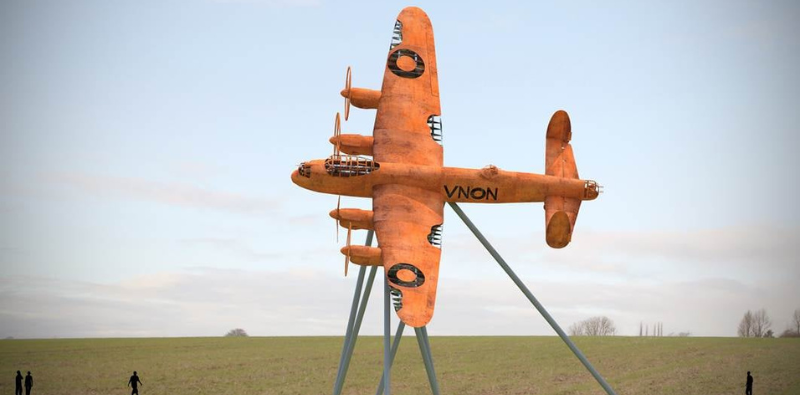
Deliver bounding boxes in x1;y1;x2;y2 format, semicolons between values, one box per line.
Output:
329;134;374;156
341;245;382;266
341;87;381;109
330;208;374;230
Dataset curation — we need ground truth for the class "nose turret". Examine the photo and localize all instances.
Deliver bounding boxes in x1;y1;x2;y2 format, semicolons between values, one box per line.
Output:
291;160;316;190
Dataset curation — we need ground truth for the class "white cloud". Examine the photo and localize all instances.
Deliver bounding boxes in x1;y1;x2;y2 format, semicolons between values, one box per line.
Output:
1;222;796;339
51;172;278;215
442;224;800;282
1;257;797;338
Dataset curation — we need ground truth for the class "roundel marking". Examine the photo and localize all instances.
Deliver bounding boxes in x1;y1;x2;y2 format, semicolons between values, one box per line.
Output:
388;49;425;79
387;263;425;287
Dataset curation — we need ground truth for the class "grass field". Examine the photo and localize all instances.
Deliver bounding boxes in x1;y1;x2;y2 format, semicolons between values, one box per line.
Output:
1;336;798;395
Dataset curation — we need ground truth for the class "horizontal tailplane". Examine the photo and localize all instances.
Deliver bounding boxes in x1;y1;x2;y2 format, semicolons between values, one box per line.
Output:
544;110;581;249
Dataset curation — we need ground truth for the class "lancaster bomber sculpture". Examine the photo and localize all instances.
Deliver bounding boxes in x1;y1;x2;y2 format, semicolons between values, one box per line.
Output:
291;7;601;328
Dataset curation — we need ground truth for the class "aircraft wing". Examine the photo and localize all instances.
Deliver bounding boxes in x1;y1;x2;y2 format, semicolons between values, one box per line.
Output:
372;7;444;328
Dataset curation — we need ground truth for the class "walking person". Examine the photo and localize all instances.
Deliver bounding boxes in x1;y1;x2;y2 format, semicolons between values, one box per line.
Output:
746;371;753;395
14;371;23;395
24;371;33;395
128;371;143;395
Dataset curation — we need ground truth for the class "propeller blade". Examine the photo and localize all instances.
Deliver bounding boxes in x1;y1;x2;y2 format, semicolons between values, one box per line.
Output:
344;223;352;276
333;112;342;157
335;195;341;242
344;66;352;121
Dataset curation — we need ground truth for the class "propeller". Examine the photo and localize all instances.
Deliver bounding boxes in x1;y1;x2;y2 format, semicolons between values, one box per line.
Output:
344;222;352;276
332;112;343;242
335;67;353;274
343;66;352;121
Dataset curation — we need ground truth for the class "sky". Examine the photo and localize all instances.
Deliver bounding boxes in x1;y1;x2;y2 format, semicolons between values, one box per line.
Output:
0;0;798;338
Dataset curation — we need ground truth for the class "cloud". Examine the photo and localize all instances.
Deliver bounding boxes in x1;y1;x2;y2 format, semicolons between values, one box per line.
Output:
179;237;335;264
0;269;355;338
51;172;277;215
441;224;800;281
1;217;796;339
168;160;222;181
1;263;797;338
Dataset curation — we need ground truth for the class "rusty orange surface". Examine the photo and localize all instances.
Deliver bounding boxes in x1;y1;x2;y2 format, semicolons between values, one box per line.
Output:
290;7;600;328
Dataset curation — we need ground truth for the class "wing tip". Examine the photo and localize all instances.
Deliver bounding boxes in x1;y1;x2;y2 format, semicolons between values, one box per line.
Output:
546;110;571;143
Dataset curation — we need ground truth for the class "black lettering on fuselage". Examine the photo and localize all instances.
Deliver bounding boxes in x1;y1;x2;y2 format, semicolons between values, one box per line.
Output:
443;185;498;201
457;186;468;199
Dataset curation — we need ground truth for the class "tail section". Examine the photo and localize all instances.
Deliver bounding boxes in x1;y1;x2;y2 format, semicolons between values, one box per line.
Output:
544;110;582;249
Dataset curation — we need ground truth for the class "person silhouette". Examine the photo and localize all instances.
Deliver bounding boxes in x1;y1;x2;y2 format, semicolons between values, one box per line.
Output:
128;371;143;395
14;371;22;395
746;371;753;395
24;371;33;395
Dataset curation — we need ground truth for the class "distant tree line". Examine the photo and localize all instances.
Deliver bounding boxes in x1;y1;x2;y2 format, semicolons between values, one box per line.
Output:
639;322;665;337
224;328;249;337
737;308;800;338
778;308;800;338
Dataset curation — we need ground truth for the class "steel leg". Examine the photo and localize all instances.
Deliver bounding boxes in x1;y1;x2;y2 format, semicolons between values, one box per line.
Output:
415;326;441;395
375;321;406;395
333;230;375;395
334;266;378;394
383;273;391;395
448;202;618;395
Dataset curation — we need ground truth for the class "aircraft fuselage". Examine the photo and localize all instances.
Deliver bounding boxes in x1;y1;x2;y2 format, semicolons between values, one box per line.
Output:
292;158;599;203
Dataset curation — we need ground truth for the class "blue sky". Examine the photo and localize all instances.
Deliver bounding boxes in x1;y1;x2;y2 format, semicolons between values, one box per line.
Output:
1;0;798;338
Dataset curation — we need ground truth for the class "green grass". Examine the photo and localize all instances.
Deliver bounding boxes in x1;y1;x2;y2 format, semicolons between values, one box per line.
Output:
1;336;798;395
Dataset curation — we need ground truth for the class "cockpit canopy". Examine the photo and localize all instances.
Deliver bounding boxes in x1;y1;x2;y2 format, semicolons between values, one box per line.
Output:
325;155;380;177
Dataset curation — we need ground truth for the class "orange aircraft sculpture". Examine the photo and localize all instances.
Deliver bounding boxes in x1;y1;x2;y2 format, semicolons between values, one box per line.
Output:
291;7;600;329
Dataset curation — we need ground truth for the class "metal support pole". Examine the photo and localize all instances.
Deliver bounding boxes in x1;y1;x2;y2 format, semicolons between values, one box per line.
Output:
333;230;375;395
414;326;441;395
383;272;391;395
334;266;378;395
375;321;405;395
448;202;618;395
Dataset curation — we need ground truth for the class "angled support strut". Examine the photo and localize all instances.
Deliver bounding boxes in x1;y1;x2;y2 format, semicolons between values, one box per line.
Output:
333;231;376;395
448;202;618;395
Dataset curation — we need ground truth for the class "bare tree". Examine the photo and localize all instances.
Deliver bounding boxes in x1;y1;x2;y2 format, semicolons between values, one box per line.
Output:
752;309;771;338
794;308;800;334
738;310;754;337
570;316;616;336
568;322;585;336
224;328;249;337
639;322;643;337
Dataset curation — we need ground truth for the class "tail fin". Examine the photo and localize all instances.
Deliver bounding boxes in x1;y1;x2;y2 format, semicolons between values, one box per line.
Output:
544;110;581;249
